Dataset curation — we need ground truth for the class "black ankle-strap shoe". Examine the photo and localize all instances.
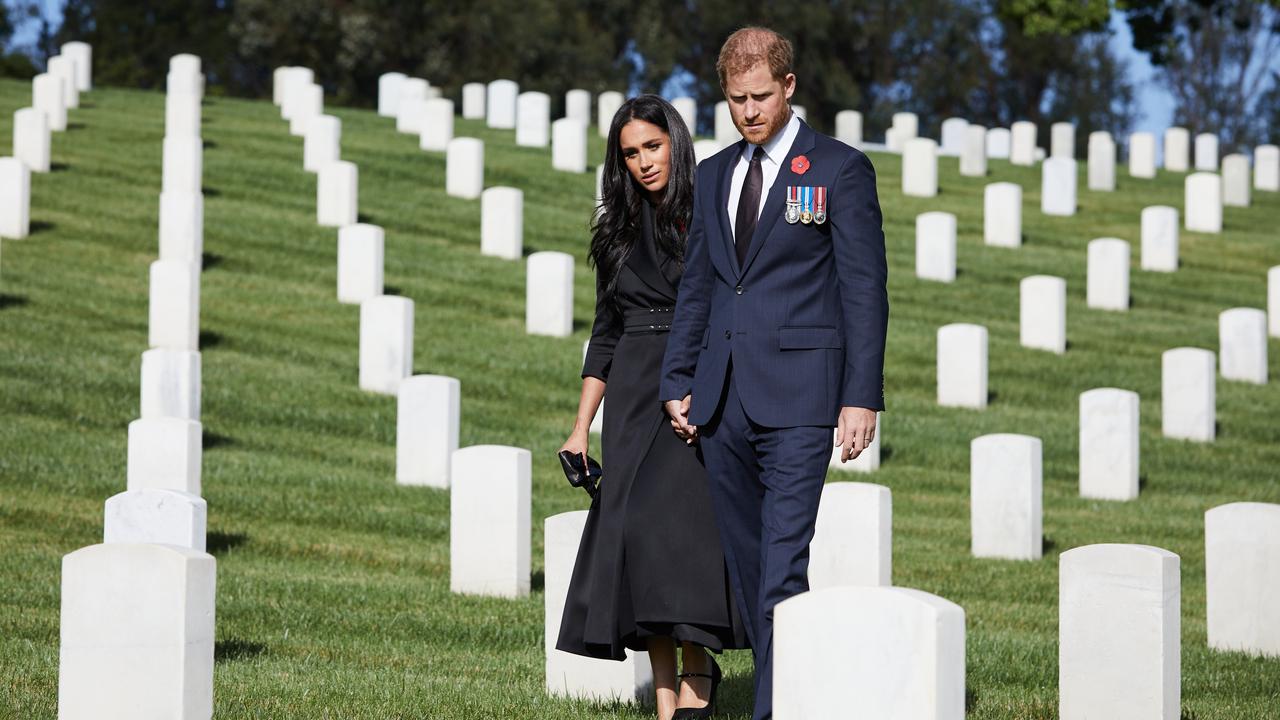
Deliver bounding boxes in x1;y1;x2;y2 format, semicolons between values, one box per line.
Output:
672;654;721;719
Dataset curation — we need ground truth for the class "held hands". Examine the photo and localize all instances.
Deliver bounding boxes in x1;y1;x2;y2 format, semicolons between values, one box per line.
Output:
665;395;698;444
836;406;877;462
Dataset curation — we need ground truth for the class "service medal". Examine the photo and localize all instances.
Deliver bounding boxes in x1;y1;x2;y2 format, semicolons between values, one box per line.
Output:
814;186;827;224
800;185;813;224
785;186;801;224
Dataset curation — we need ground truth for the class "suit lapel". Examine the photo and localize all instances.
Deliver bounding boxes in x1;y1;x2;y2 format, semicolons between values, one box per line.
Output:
739;122;817;278
631;201;678;299
716;141;745;277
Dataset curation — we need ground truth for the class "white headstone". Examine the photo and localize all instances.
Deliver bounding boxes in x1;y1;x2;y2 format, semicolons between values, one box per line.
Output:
162;135;202;194
126;417;202;495
58;543;215;720
377;72;406;117
960;124;987;177
451;445;531;597
169;53;201;77
104;488;206;551
565;89;592;126
140;348;200;421
33;73;67;132
13;107;51;173
1059;544;1180;720
165;90;201;140
714;101;736;147
1041;157;1077;215
446;137;484;200
1219;308;1267;384
278;67;311;119
419;98;454;152
1194;133;1218;171
527;251;574;337
148;260;199;351
1140;206;1178;272
166;70;203;101
1270;266;1280;338
158;191;203;266
288;83;322;137
545;511;654;700
835;110;862;148
890;112;918;150
303;115;341;173
1221;153;1250;207
983;182;1021;247
396;374;461;489
1161;347;1215;442
271;66;289;105
395;79;428;133
985;127;1011;159
1129;132;1156;178
551;118;587;173
1079;388;1139;501
828;413;882;474
1086;238;1129;311
359;295;413;395
970;433;1042;560
915;211;956;283
61;41;92;91
1086;131;1115;191
1050;122;1074;159
693;139;721;163
515;91;550;147
808;482;891;589
902;138;938;197
791;105;806;121
598;91;625;138
317;161;358;227
940;117;968;154
672;97;696;136
48;55;79;109
1010;121;1037;165
773;586;965;720
481;187;523;260
1255;144;1279;191
1020;275;1066;354
1185;172;1222;233
461;82;486;119
1205;502;1280;657
937;324;988;409
0;157;31;239
337;223;384;305
1164;127;1189;172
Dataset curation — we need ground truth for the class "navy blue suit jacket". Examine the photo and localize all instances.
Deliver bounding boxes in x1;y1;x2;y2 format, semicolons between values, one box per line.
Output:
659;120;888;428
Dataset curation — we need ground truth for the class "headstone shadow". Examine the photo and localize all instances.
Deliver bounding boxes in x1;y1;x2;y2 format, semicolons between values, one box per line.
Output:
214;638;266;663
203;429;235;450
206;531;248;555
67;122;87;131
29;220;56;235
202;187;221;198
50;162;70;173
572;319;589;333
1042;536;1057;554
357;212;376;224
531;570;544;592
383;284;403;296
0;294;29;310
199;330;225;349
202;139;218;150
201;252;224;270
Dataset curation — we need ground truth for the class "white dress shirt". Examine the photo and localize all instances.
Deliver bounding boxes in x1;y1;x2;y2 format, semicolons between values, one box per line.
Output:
727;112;802;236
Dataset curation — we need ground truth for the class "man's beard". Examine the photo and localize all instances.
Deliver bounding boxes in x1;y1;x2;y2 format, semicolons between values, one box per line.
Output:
737;105;791;145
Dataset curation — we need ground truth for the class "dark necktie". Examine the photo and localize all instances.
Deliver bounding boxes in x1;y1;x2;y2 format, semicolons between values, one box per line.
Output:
734;146;764;268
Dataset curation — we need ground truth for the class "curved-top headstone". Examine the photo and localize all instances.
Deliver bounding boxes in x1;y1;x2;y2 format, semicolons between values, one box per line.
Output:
481;187;523;260
1184;172;1222;233
516;91;550;147
693;139;721;164
808;481;891;589
1163;127;1189;172
1020;275;1066;354
1128;132;1156;178
1270;267;1280;338
104;488;207;551
597;91;625;138
565;89;591;126
0;157;31;239
551;118;587;173
61;41;92;91
13;107;51;173
396;374;461;489
1161;347;1214;442
970;433;1042;560
526;251;574;337
1041;156;1077;216
287;83;322;137
1205;502;1280;657
835;110;862;148
451;445;532;597
1194;132;1218;171
1050;121;1075;159
1079;388;1139;501
902;138;938;197
337;223;384;305
461;82;486;119
1086;130;1115;191
672;97;696;136
1256;144;1279;191
1010;120;1036;165
419;98;454;152
983;182;1020;247
396;78;429;133
47;55;79;109
377;72;406;117
940;117;968;154
1086;238;1129;311
33;73;67;132
316;160;358;227
358;295;413;395
937;323;987;409
890;112;918;150
985;127;1011;159
1218;308;1267;385
915;211;956;283
714;101;736;147
960;124;986;177
1140;206;1178;272
1221;153;1250;207
446;137;484;199
303;115;341;173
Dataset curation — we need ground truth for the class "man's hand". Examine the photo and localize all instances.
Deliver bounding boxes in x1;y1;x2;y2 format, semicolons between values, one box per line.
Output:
665;395;698;444
835;406;877;462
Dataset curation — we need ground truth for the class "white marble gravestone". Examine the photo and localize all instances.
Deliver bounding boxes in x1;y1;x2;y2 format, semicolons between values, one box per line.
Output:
1079;388;1139;501
672;97;696;135
1041;157;1077;215
317;161;358;227
835;110;862;148
1184;172;1222;233
396;374;461;489
915;211;956;283
1086;238;1129;311
715;101;736;147
983;182;1021;248
288;83;322;137
1164;127;1189;172
419;98;454;152
148;260;200;352
1140;206;1179;272
166;71;203;102
377;72;406;117
165;90;200;140
890;112;918;152
1270;266;1280;338
446;137;484;200
104;488;206;551
48;55;79;109
58;543;215;720
970;433;1042;560
1050;122;1075;159
1128;132;1156;178
1086;131;1115;191
1221;154;1250;207
985;127;1011;159
1194;133;1218;171
396;78;429;133
1205;502;1280;657
278;67;312;120
0;157;30;239
33;73;66;132
551;118;587;173
693;140;721;164
808;482;891;589
337;224;384;305
937;324;988;409
516;91;550;147
359;295;413;395
481;187;523;260
1218;308;1267;385
461;82;486;119
451;445;531;597
1020;275;1066;354
526;251;574;337
960;124;987;177
1010;121;1037;165
791;105;807;121
1256;145;1279;191
61;41;92;91
565;89;592;126
545;511;653;701
159;191;203;266
598;91;625;138
162;135;202;194
127;417;202;495
13;107;51;173
303;115;341;173
1059;544;1180;720
140;348;200;421
940;117;968;155
828;413;882;474
1161;347;1215;442
773;586;965;720
902;138;938;197
271;66;289;105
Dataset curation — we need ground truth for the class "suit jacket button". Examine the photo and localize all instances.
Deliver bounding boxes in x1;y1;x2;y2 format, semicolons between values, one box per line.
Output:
735;285;744;295
724;330;732;340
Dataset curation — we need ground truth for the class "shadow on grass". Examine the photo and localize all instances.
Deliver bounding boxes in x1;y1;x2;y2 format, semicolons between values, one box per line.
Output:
203;139;218;150
383;285;403;296
1042;536;1057;555
203;430;235;450
966;687;979;712
532;571;544;592
202;252;224;270
0;294;29;310
203;187;221;197
573;319;590;332
199;330;225;349
50;162;70;172
215;638;267;663
67;122;87;131
880;446;893;464
207;531;249;555
29;220;56;235
357;213;376;224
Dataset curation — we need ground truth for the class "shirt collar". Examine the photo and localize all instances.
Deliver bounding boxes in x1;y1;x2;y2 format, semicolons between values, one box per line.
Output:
743;111;802;165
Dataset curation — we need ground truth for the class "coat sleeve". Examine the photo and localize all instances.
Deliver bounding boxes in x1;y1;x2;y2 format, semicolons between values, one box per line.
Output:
581;273;622;382
829;149;889;410
659;166;713;402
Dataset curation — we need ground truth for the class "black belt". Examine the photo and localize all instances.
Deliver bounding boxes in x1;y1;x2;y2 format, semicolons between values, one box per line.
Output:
622;307;675;334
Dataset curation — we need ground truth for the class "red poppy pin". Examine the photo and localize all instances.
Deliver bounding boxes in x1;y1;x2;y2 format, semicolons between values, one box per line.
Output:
791;155;811;175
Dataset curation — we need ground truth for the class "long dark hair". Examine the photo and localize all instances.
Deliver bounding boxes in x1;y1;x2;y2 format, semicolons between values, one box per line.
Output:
589;94;696;311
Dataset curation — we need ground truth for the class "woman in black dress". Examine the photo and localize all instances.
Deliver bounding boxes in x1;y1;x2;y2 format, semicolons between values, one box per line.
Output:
558;95;746;720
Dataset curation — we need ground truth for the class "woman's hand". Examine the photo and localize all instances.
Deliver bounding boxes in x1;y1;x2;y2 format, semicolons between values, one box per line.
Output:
560;428;590;462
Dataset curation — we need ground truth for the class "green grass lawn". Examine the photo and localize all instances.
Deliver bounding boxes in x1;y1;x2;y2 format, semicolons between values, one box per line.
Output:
1;78;1278;719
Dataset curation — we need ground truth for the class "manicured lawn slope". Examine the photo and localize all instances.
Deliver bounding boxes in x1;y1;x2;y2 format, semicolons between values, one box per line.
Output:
0;78;1277;718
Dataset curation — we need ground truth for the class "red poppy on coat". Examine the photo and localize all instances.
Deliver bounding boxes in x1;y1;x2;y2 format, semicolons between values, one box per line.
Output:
791;155;811;175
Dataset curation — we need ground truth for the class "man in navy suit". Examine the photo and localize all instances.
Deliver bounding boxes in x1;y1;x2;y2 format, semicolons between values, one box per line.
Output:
660;26;888;720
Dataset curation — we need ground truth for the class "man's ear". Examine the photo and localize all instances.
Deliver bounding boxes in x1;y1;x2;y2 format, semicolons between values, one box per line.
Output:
783;73;797;101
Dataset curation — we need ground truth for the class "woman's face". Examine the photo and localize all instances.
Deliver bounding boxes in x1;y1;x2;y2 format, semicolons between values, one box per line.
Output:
619;119;671;199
